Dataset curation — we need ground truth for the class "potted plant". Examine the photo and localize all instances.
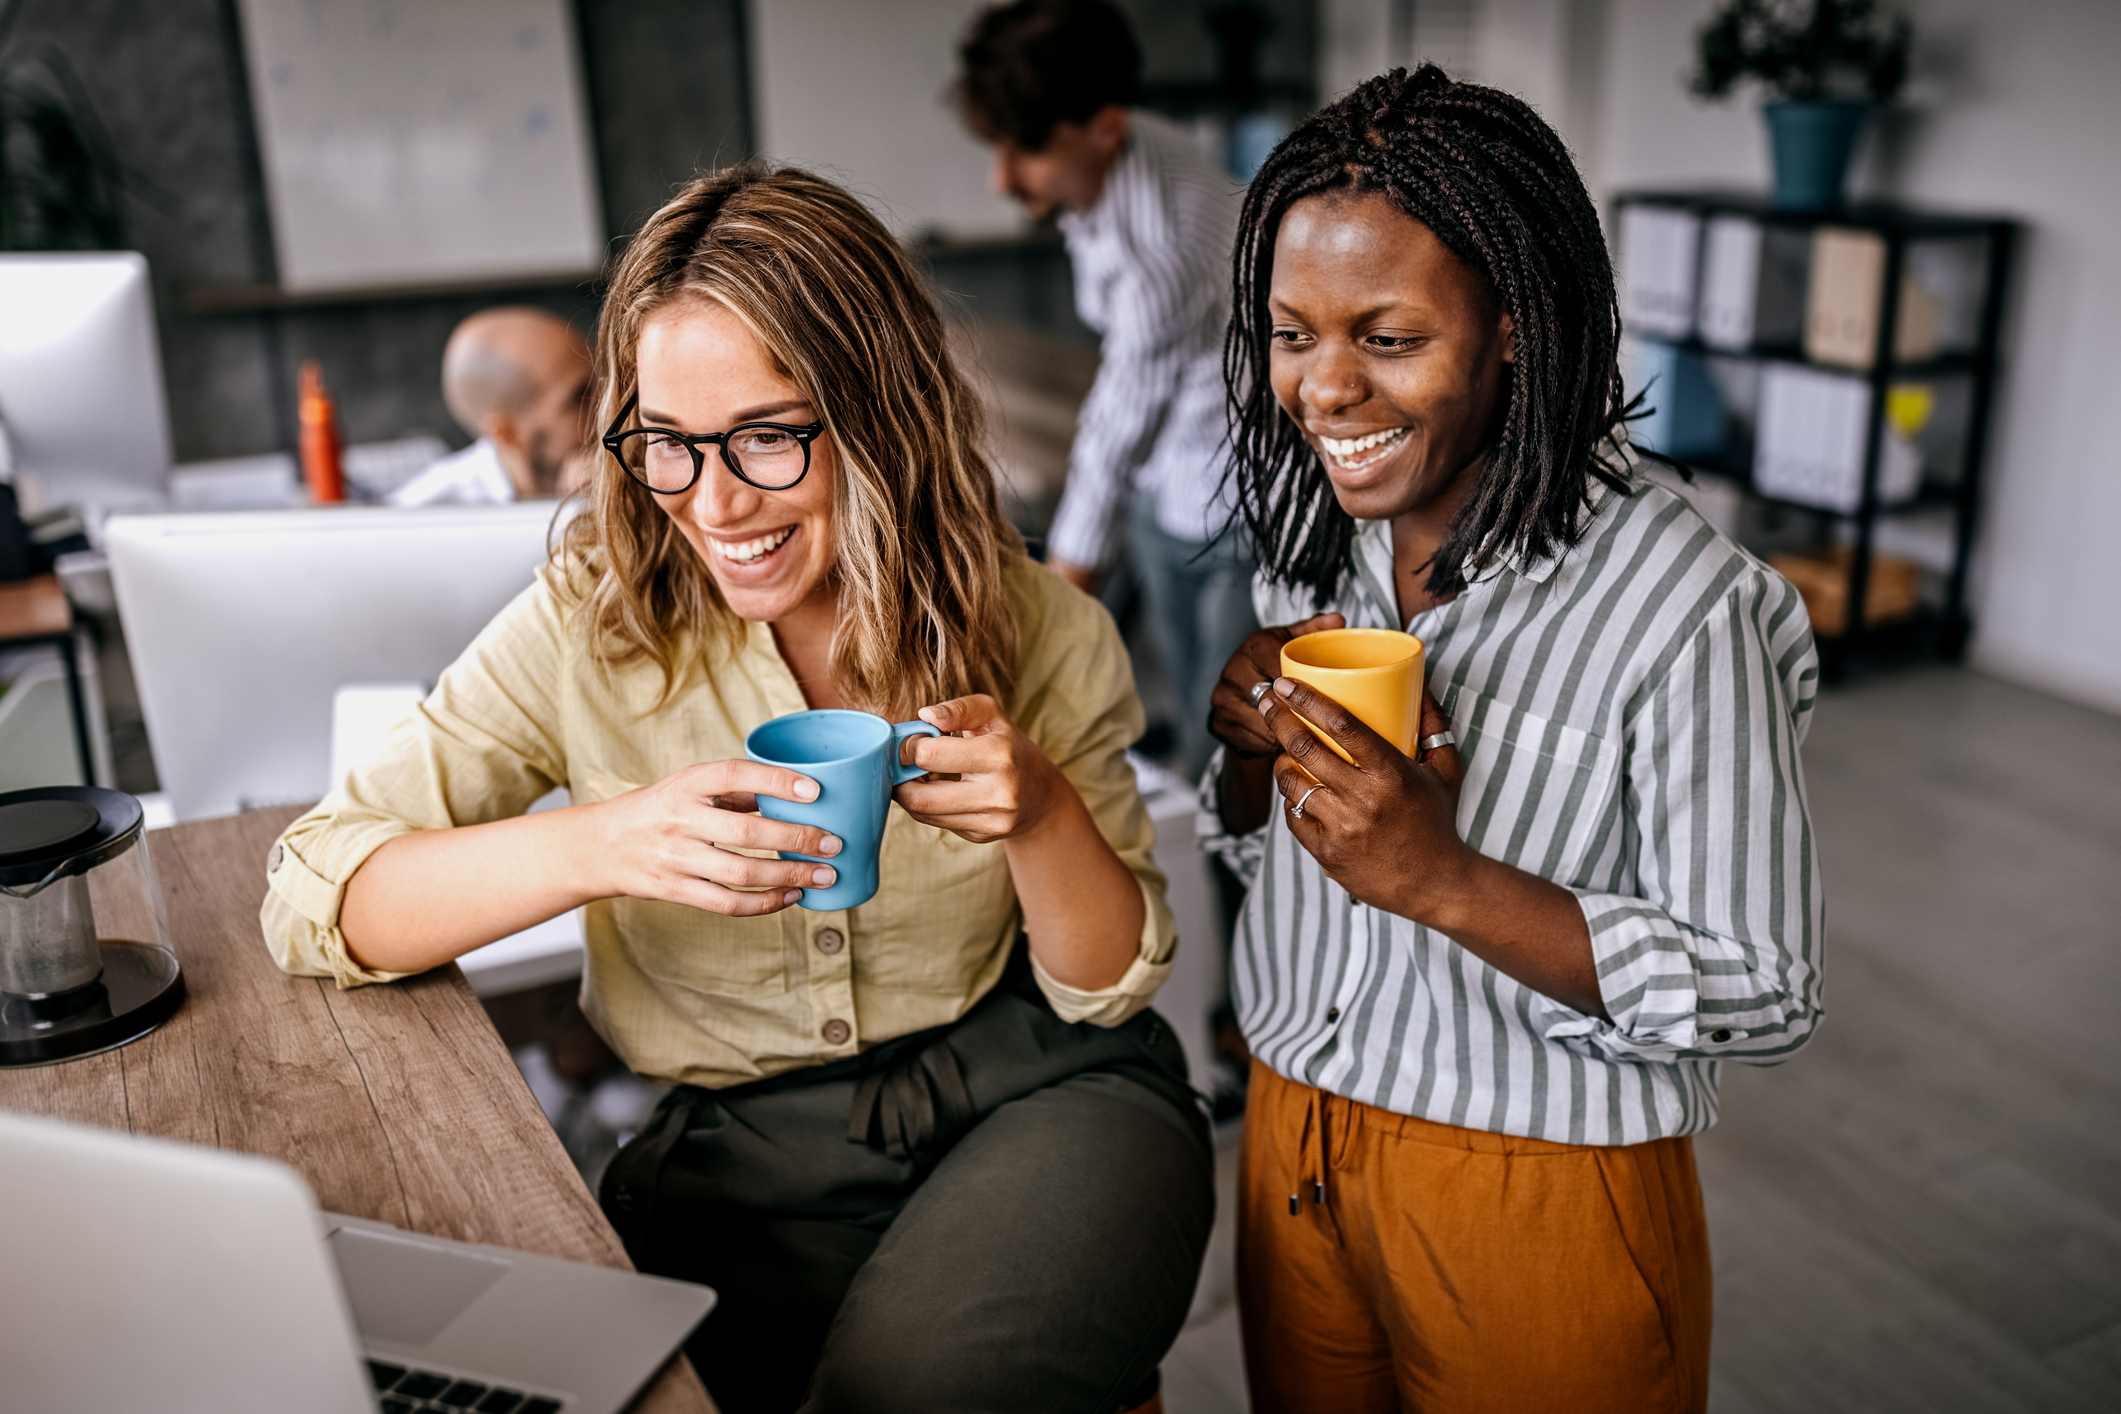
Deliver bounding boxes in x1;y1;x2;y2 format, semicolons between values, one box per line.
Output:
1691;0;1912;210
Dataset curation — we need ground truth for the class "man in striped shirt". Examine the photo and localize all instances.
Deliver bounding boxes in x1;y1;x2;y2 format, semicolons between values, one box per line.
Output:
1202;67;1823;1412
955;0;1254;776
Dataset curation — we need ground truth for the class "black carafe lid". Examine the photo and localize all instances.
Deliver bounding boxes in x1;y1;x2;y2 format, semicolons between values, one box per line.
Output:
0;786;144;891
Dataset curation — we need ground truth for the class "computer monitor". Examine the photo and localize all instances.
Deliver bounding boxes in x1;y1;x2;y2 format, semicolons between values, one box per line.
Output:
0;252;173;508
105;502;564;821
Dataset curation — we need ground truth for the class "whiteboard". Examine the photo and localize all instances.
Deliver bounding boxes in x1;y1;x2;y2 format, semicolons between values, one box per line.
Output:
748;0;1020;241
236;0;603;291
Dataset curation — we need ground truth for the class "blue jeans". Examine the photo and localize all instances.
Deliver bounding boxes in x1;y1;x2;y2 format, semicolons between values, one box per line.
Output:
1127;502;1257;780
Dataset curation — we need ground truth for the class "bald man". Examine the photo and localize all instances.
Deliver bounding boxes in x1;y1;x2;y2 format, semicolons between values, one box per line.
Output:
391;307;592;507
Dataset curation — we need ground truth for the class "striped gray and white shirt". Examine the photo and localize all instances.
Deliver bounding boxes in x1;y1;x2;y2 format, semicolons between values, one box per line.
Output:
1199;480;1825;1146
1047;113;1241;564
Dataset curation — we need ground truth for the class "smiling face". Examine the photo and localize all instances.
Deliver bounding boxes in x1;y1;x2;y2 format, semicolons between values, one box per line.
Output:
633;299;838;625
1267;190;1515;524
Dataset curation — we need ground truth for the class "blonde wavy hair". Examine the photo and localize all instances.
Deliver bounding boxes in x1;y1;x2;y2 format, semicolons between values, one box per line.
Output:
562;162;1023;719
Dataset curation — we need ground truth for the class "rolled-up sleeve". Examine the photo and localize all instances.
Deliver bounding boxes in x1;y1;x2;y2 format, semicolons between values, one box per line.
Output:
1533;570;1824;1064
261;567;574;987
1016;578;1176;1026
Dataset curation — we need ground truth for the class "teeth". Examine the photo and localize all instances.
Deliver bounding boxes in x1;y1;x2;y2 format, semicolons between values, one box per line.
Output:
1321;428;1408;462
712;526;795;563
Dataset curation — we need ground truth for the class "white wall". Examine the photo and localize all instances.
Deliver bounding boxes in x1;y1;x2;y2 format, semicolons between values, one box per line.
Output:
1319;0;1486;107
1317;0;1404;104
749;0;1016;240
1579;0;2121;714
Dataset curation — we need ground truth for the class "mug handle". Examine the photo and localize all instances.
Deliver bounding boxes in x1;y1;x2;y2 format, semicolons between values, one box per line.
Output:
891;720;943;785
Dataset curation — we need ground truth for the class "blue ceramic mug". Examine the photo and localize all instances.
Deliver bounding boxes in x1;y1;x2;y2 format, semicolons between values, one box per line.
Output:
744;709;942;911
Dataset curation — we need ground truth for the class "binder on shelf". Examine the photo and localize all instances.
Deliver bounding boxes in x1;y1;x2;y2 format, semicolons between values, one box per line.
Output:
1753;365;1925;512
1619;205;1702;339
1696;215;1809;351
1622;337;1724;461
1804;229;1989;370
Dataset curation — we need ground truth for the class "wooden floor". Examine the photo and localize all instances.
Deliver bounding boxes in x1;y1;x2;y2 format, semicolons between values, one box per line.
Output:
1165;665;2121;1413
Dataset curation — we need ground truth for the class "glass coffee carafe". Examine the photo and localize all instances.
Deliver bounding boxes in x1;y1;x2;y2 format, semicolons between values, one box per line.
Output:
0;786;183;1067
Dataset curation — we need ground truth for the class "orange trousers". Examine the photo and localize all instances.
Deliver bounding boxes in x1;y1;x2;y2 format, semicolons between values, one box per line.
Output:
1238;1061;1711;1413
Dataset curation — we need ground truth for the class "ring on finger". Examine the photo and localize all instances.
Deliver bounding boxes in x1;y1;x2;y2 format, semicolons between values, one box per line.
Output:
1288;784;1323;820
1420;730;1458;753
1249;680;1274;709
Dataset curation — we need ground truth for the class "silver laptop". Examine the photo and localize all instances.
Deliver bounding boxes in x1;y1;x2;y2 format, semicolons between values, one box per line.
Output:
0;1109;714;1413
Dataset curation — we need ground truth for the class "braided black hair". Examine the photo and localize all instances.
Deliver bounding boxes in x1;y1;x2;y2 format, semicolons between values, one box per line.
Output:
1225;64;1644;606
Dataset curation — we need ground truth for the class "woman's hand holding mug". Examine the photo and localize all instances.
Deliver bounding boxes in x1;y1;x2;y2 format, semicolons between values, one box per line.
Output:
589;760;843;917
895;694;1064;845
1208;613;1346;760
1257;675;1470;924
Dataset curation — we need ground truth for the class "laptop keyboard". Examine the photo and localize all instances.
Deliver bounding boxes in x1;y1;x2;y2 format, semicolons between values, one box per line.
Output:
368;1358;564;1413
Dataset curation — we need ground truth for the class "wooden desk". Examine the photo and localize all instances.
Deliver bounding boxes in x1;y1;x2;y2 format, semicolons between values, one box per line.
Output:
0;573;93;784
0;807;713;1413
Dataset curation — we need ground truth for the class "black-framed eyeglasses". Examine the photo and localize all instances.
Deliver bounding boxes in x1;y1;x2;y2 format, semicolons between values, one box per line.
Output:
601;392;826;494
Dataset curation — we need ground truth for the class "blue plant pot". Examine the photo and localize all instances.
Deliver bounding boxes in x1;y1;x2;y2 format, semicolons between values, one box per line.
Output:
1764;100;1871;210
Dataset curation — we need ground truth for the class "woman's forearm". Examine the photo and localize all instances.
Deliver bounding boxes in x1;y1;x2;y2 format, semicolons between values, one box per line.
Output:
1422;852;1610;1021
1004;775;1147;991
1216;749;1277;835
339;803;609;974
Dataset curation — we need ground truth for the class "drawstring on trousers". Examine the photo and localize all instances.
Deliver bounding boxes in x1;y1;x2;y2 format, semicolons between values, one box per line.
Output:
1290;1084;1327;1215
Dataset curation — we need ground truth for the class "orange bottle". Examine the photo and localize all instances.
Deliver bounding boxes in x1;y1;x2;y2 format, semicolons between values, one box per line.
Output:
297;361;346;504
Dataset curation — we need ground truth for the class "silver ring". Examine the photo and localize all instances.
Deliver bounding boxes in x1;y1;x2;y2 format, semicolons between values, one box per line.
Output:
1249;680;1274;709
1419;731;1457;753
1289;784;1322;820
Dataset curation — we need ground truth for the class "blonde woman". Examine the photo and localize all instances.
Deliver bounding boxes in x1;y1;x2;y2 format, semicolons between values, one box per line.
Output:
261;163;1212;1414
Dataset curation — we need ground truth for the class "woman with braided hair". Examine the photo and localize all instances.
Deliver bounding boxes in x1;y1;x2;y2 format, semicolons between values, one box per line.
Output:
1200;66;1823;1411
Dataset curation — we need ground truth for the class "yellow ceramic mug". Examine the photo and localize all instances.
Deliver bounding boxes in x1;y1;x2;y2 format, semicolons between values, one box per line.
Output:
1279;627;1425;762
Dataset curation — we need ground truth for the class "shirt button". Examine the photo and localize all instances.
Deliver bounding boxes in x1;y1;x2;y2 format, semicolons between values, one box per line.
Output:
815;928;845;955
821;1018;851;1046
1327;1006;1341;1024
1711;1028;1733;1043
268;844;284;872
